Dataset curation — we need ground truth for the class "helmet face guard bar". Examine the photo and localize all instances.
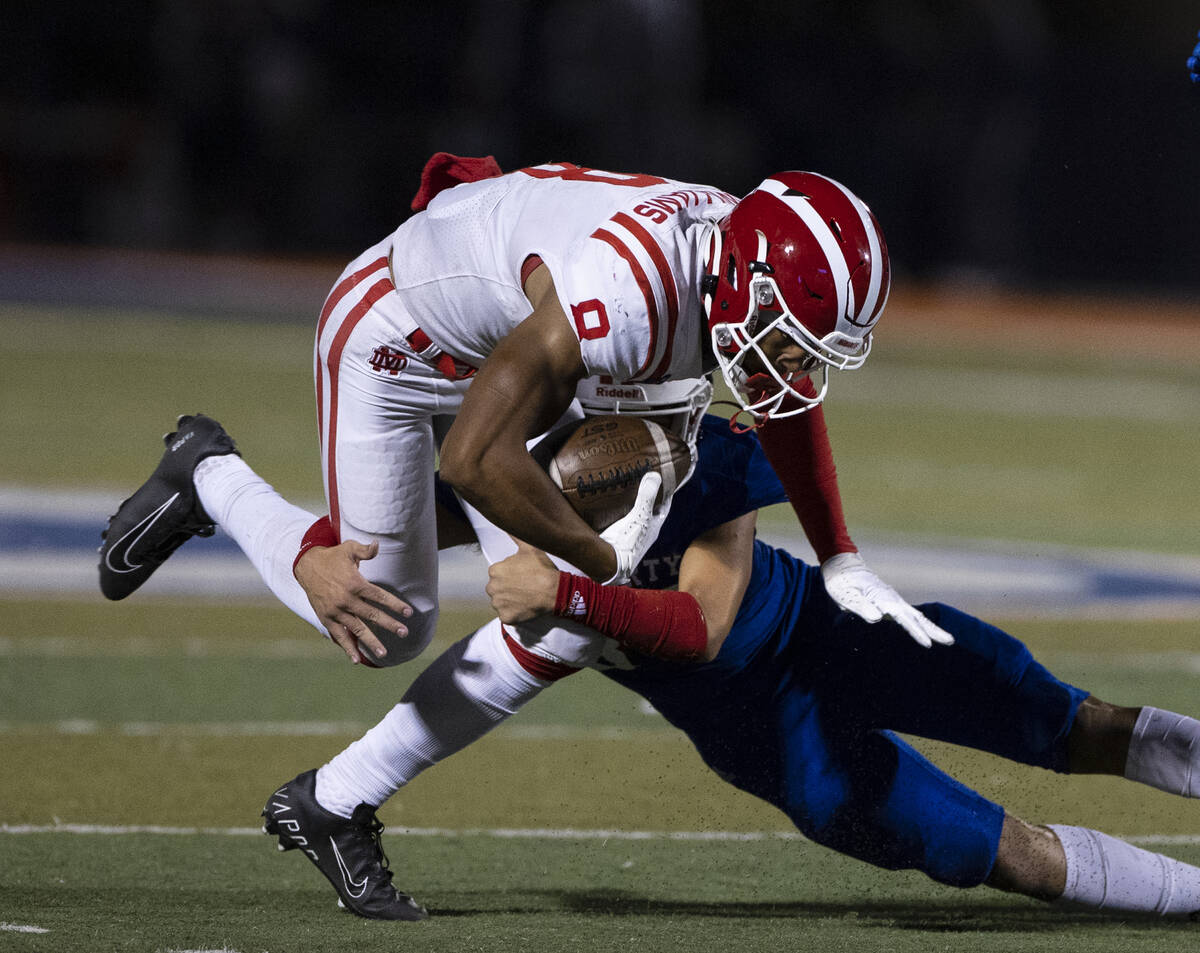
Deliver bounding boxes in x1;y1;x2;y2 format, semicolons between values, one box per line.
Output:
709;272;870;421
700;171;889;424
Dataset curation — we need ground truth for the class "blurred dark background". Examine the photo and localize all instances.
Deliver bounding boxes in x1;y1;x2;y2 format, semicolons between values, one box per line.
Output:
2;0;1198;296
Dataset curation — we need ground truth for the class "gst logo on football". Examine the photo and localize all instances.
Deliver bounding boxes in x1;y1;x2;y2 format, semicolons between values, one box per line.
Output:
368;345;409;376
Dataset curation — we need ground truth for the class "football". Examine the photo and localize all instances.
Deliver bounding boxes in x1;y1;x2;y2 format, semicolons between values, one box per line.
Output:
546;415;691;531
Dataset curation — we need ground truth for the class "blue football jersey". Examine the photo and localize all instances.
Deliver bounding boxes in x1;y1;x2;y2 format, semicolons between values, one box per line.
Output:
600;415;827;685
629;414;788;589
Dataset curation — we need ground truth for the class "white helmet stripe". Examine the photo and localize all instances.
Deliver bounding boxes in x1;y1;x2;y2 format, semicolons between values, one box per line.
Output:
804;172;885;321
754;228;768;262
757;177;851;321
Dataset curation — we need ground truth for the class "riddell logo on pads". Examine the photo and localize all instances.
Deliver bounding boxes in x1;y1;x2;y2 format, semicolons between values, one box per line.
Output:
593;385;644;400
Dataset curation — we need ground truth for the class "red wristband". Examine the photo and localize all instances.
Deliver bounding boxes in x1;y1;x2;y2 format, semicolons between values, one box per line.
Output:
293;515;339;578
553;572;708;662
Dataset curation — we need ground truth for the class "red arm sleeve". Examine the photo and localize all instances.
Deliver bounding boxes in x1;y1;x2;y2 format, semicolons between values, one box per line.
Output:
755;380;855;564
553;573;707;662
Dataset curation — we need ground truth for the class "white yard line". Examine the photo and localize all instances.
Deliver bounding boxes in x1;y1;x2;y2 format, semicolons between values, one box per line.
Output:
2;821;1196;848
0;922;50;934
0;720;675;740
163;948;241;953
163;949;240;953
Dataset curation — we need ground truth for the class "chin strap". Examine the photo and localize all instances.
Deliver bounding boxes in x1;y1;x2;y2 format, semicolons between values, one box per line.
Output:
711;399;766;434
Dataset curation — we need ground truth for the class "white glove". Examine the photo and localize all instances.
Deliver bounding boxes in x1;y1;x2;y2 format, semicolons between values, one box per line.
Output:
599;471;670;585
820;552;954;649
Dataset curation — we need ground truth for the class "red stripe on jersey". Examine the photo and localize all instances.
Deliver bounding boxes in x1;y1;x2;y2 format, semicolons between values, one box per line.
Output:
318;256;389;341
503;629;579;682
591;227;658;380
322;275;394;535
612;212;678;381
315;256;389;448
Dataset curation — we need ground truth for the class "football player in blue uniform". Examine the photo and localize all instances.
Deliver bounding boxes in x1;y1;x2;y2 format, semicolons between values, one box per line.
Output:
276;383;1200;920
477;409;1200;919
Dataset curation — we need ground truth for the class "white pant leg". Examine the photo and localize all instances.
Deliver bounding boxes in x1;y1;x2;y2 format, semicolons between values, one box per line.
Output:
315;247;470;665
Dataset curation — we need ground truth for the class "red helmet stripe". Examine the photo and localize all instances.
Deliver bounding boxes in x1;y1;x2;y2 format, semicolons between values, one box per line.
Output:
757;178;852;323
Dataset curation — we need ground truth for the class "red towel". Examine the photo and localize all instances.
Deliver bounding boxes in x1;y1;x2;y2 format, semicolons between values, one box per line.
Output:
410;152;504;211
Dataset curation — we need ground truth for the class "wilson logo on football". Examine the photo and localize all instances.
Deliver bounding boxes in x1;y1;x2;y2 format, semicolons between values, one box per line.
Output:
575;437;643;463
368;345;409;376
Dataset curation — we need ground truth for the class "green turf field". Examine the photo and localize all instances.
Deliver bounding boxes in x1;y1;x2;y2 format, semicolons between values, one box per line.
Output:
3;299;1200;951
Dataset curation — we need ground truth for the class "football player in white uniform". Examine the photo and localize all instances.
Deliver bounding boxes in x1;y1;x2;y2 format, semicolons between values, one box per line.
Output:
99;154;949;918
102;153;943;657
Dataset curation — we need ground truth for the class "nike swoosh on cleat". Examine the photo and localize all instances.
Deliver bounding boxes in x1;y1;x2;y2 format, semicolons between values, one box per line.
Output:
330;836;370;899
103;493;181;574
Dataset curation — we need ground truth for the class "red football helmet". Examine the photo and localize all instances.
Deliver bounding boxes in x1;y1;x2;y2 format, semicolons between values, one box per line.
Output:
701;171;890;420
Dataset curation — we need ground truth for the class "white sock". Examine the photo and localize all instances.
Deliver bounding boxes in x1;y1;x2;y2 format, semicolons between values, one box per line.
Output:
1125;707;1200;797
1050;824;1200;916
316;618;553;817
193;454;325;632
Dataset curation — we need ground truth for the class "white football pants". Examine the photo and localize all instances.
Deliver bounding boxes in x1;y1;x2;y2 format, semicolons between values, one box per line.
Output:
314;239;610;669
314;242;471;664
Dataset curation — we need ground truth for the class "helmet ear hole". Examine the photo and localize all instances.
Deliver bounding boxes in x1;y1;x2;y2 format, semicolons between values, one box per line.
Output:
726;253;737;289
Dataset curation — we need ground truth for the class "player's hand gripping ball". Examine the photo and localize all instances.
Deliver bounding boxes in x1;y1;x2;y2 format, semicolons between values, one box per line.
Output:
548;415;690;531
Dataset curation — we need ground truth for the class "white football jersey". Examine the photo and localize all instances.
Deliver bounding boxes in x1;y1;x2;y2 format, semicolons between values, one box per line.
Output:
385;163;736;384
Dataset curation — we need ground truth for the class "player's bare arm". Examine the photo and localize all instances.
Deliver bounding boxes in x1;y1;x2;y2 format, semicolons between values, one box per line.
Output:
485;540;560;624
674;511;756;661
439;265;619;581
486;510;757;663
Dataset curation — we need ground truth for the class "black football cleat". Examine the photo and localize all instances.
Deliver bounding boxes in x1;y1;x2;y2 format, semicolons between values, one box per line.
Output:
98;414;239;600
262;769;429;921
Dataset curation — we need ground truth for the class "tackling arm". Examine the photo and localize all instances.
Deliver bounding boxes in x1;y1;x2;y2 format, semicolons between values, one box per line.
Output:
438;266;619;582
486;511;757;663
